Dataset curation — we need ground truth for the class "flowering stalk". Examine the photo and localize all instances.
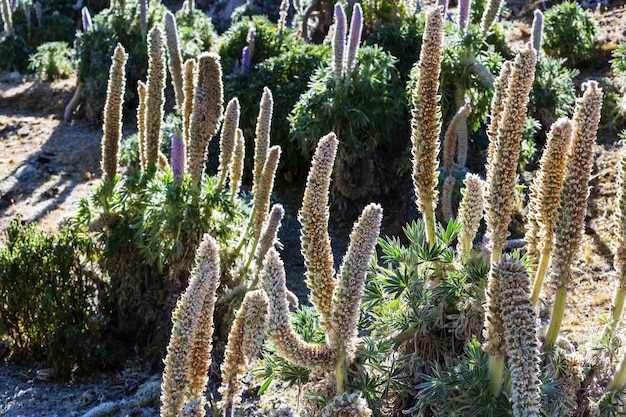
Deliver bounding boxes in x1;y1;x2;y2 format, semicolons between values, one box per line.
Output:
81;7;92;31
456;173;484;262
410;6;444;247
345;3;362;74
441;176;455;222
459;0;470;32
164;12;184;111
443;103;471;172
2;0;13;35
136;81;147;169
480;0;503;34
278;0;289;32
332;3;347;81
252;87;273;195
182;58;195;151
139;0;147;38
531;10;543;53
217;98;240;187
229;129;245;203
544;81;602;349
483;44;536;395
241;46;251;75
145;26;166;168
607;148;626;332
101;44;127;183
171;129;186;180
527;118;572;305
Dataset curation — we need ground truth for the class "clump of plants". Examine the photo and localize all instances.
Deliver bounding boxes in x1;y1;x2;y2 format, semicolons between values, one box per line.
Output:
28;40;74;80
0;218;106;378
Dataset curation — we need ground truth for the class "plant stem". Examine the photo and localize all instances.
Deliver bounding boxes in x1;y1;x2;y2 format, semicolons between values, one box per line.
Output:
336;350;347;395
530;248;551;305
611;273;626;323
490;246;502;266
545;285;568;349
488;354;504;396
423;203;436;248
608;352;626;391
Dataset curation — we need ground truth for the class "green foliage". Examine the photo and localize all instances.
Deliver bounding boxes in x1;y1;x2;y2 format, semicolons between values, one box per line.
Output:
36;11;76;44
28;41;74;81
0;218;106;378
223;39;330;174
520;116;541;170
218;15;294;76
612;43;626;78
175;7;215;60
289;46;404;201
0;35;33;72
543;0;597;67
530;55;579;130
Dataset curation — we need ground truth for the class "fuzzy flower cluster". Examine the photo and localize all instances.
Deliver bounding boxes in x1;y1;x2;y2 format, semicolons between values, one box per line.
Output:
443;103;471;172
188;53;224;182
160;234;220;417
321;392;373;417
182;58;196;150
497;260;542;417
531;10;544;53
253;87;274;195
218;98;240;184
255;204;285;278
145;26;166;167
456;173;485;261
229;129;245;201
164;12;184;110
253;146;281;240
299;133;338;332
101;43;127;182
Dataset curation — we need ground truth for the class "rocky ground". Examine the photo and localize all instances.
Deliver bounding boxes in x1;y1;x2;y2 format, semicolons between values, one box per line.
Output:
1;1;626;416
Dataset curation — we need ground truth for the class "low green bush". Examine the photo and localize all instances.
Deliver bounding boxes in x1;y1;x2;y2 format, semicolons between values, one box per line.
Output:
28;41;74;80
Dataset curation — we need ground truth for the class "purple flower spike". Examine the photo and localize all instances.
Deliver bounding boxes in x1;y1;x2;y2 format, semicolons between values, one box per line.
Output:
81;7;92;31
72;0;83;11
35;1;42;26
10;0;17;14
171;129;186;180
531;9;543;53
345;3;362;74
332;2;347;81
459;0;470;32
241;46;251;75
438;0;448;18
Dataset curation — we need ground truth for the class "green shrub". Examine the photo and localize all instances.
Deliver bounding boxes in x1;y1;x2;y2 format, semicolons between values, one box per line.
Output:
175;7;215;60
28;41;74;80
530;55;578;130
0;219;106;378
543;0;597;67
0;35;32;72
36;11;76;44
289;46;404;202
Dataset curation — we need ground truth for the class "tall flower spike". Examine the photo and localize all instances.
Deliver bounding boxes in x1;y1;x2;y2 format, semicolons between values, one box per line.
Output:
139;0;147;38
300;133;338;334
188;52;224;183
254;204;285;281
1;0;13;35
145;26;166;167
531;10;544;53
345;3;362;74
263;248;336;370
229;129;245;202
101;43;127;182
456;173;485;262
411;6;444;246
137;81;147;169
332;3;347;81
218;98;240;186
81;6;92;31
278;0;289;32
443;103;471;172
483;44;536;395
608;148;626;328
164;12;184;110
526;118;573;305
330;203;383;393
160;234;220;417
545;81;602;349
484;45;537;260
182;58;195;150
218;290;268;417
253;87;273;195
253;146;281;241
481;0;504;34
441;176;456;222
486;61;512;169
459;0;470;32
171;129;186;180
497;259;542;417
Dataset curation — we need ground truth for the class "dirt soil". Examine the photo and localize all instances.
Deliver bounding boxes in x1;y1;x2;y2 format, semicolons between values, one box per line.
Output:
1;1;626;416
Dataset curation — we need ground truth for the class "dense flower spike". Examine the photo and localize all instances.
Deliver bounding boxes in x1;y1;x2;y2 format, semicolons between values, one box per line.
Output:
300;133;338;333
486;61;512;169
253;146;281;241
481;0;504;34
497;260;542;417
145;26;166;167
484;45;537;258
527;118;573;304
81;6;92;31
263;248;336;370
188;53;224;182
345;3;362;74
545;81;603;348
136;81;147;169
443;103;471;172
253;87;273;195
164;12;184;110
101;44;127;182
531;10;544;53
411;6;444;246
241;46;251;75
171;129;186;180
332;3;347;81
1;0;13;35
218;290;268;416
160;234;220;417
139;0;147;38
254;204;285;279
330;204;382;391
229;129;245;202
457;173;485;262
607;147;626;328
321;393;373;417
182;58;195;150
218;98;240;185
459;0;470;32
